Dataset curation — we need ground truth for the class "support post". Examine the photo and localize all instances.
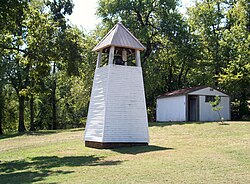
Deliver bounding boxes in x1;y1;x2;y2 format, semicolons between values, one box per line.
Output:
96;50;102;68
135;50;141;67
122;49;128;66
108;46;115;65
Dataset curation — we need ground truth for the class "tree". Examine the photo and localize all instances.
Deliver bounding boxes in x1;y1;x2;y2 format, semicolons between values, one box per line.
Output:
188;0;230;87
45;0;75;130
0;77;4;134
0;0;30;132
219;0;250;119
0;0;73;132
209;95;224;123
188;0;250;120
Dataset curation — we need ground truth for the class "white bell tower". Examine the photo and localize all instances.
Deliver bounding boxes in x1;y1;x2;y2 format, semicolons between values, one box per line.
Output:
84;22;149;148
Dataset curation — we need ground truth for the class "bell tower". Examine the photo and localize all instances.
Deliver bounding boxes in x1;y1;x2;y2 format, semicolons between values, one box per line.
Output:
84;22;149;148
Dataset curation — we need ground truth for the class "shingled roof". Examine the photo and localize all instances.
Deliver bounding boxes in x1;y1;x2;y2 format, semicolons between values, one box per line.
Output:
157;86;207;99
92;22;145;52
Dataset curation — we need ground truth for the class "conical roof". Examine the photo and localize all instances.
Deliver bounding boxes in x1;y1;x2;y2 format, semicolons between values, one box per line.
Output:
92;22;145;52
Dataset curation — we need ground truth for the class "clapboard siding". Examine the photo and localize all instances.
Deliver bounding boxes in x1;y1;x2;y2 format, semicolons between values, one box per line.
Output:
199;96;230;121
156;95;186;122
103;65;149;142
85;65;149;143
84;66;108;142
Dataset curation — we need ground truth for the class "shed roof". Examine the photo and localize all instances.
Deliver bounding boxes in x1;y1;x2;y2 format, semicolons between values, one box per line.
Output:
157;86;209;99
92;22;145;52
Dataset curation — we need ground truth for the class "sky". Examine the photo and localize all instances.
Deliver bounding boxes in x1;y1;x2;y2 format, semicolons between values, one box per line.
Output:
68;0;194;31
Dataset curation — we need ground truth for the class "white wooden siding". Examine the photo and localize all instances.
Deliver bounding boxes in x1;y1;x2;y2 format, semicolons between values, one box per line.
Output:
199;96;230;121
85;65;149;143
84;66;108;142
156;95;186;122
189;87;228;97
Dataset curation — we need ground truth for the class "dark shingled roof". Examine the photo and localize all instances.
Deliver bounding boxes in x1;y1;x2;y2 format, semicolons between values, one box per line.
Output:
157;86;207;99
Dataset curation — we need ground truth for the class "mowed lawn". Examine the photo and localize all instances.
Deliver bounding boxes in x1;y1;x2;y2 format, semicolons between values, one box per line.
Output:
0;122;249;184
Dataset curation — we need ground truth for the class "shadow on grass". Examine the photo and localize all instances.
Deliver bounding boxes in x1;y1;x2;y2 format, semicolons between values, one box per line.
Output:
0;132;26;140
149;121;213;127
0;170;72;184
111;145;173;155
0;128;83;140
0;128;85;140
69;128;84;132
0;131;58;140
219;123;230;125
0;155;122;183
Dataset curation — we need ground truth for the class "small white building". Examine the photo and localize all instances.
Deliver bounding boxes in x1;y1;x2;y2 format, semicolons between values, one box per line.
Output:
84;23;149;148
156;86;230;122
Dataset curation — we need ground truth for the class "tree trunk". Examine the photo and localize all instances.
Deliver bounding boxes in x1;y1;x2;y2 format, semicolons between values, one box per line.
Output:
168;60;173;92
29;94;35;131
0;88;4;134
214;39;220;87
18;95;26;132
239;91;248;119
52;62;57;130
178;61;185;88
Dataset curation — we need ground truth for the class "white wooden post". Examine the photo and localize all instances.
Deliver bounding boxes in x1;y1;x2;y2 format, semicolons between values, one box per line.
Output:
96;50;102;68
135;50;141;67
108;46;115;65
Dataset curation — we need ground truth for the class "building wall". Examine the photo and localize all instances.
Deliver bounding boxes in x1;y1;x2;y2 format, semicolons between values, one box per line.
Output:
84;66;108;142
156;95;186;122
103;65;149;142
85;65;149;143
189;87;228;97
199;96;230;121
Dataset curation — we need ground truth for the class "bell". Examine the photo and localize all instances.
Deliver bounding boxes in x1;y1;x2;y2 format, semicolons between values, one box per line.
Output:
114;55;125;65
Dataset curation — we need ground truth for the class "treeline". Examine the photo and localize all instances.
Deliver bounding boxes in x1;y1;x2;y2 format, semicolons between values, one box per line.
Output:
0;0;97;133
0;0;249;134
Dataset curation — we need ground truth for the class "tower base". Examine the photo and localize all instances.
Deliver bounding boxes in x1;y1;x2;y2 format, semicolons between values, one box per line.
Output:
85;65;149;147
85;141;148;149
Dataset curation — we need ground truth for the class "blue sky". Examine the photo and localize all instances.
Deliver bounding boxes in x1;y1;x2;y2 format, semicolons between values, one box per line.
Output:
68;0;194;31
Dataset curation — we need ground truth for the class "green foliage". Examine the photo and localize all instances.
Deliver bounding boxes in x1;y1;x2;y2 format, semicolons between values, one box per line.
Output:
0;0;94;133
210;96;222;110
218;0;250;119
188;0;250;120
209;95;224;123
0;0;249;133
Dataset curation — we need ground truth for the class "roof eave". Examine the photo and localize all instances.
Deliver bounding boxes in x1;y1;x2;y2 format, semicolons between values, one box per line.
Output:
157;94;186;99
92;45;145;52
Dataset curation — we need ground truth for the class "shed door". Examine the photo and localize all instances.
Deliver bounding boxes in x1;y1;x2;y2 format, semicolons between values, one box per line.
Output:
188;95;199;121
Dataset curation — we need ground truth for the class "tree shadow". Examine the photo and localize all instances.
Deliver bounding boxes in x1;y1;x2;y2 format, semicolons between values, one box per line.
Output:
149;121;213;127
0;131;57;140
0;128;84;140
111;145;173;155
0;132;26;140
0;170;73;184
69;128;84;132
218;123;230;125
0;155;122;183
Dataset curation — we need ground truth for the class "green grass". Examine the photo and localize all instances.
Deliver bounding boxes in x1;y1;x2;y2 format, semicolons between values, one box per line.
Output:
0;121;249;184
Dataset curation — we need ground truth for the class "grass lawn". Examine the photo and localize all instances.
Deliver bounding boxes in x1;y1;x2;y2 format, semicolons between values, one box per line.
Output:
0;121;249;184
